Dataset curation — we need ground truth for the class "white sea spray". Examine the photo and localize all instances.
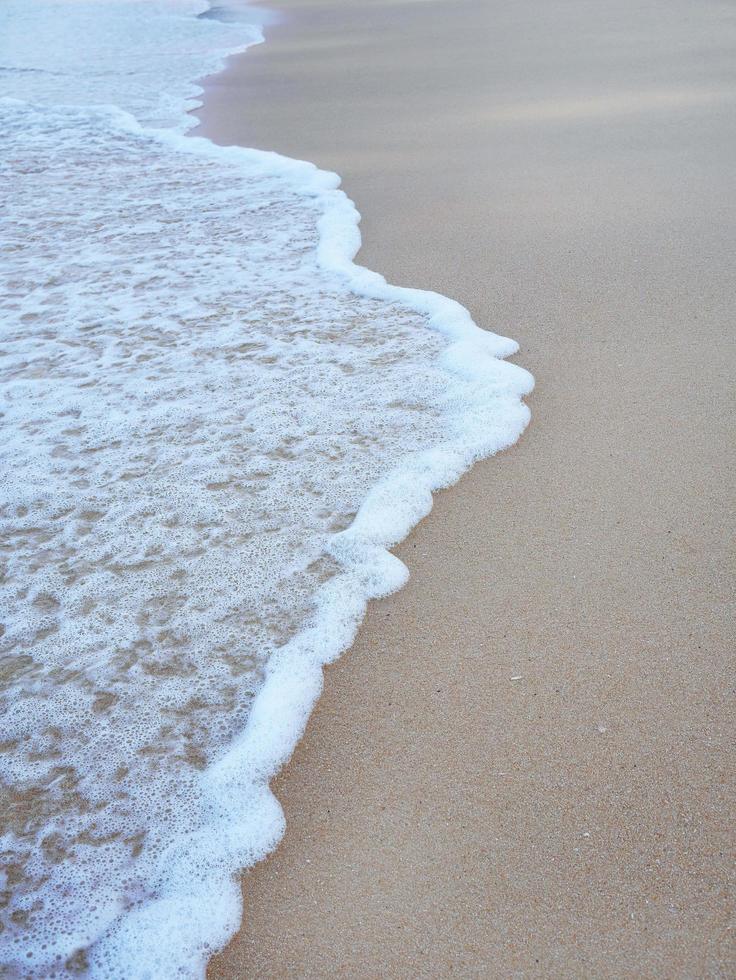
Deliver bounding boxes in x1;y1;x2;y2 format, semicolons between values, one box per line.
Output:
0;2;533;976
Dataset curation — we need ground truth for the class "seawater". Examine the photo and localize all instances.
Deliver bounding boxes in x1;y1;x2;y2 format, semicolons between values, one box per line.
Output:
0;1;533;976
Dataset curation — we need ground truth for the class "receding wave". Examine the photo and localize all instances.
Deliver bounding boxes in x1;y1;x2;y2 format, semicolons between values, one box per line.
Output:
0;2;532;976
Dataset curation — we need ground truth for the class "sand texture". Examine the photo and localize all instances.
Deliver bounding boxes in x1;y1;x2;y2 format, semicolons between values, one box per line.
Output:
196;0;735;975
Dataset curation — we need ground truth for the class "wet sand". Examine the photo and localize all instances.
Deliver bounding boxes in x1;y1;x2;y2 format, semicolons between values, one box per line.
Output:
196;0;735;975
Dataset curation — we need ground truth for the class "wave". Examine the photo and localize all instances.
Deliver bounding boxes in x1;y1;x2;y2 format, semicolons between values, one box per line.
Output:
0;2;532;976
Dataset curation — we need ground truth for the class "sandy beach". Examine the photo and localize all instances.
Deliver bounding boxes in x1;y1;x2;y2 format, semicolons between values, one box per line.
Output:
196;1;735;975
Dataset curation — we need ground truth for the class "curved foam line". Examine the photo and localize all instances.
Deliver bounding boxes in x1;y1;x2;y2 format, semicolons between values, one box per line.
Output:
58;5;534;975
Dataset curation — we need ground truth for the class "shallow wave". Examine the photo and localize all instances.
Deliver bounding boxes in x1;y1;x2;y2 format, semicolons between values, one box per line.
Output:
0;2;532;977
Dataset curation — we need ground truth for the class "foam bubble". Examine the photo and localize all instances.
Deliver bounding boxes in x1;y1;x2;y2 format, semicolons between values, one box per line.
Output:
0;2;532;976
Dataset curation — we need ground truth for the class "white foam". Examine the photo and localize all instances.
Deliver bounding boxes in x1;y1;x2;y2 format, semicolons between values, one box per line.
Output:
0;2;532;976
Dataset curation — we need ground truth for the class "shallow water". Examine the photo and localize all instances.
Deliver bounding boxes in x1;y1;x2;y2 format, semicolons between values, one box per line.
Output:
0;1;531;975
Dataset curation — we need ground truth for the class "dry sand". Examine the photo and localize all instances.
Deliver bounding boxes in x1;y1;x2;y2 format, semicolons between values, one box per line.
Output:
196;0;735;975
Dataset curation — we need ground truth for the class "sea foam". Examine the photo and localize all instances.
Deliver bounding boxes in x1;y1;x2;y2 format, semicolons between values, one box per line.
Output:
0;2;533;976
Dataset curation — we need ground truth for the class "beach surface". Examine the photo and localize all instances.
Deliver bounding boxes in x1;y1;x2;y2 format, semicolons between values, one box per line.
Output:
196;0;735;975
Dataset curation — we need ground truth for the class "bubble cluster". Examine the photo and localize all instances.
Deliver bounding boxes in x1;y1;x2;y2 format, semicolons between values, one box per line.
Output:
0;2;531;976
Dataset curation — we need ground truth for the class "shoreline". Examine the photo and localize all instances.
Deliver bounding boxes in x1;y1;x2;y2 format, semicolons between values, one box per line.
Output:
196;1;735;976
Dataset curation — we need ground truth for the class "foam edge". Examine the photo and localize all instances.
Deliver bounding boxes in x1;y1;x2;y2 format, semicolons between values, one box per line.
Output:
85;10;534;977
